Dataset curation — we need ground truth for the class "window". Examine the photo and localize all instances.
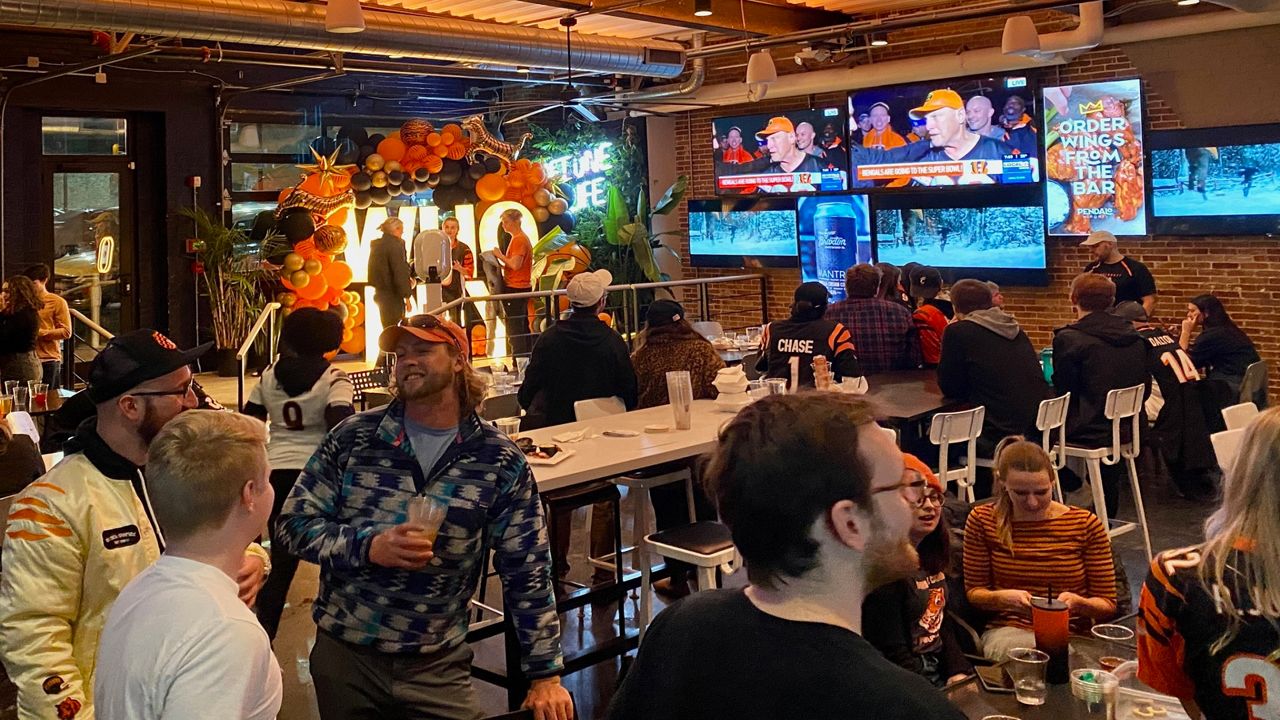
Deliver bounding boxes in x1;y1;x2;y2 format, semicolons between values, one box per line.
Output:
42;116;127;155
229;123;316;155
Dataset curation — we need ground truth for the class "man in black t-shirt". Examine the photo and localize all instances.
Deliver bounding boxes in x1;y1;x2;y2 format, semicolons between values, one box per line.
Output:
606;394;965;720
1081;229;1158;316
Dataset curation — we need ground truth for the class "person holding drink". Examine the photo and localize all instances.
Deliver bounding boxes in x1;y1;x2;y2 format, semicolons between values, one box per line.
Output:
276;314;572;720
963;438;1117;661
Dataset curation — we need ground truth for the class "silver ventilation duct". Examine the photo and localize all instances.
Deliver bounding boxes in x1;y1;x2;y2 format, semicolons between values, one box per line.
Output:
0;0;687;78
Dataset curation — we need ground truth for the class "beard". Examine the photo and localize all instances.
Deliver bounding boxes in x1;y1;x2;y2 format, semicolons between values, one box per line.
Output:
138;403;181;446
863;513;920;590
397;367;454;401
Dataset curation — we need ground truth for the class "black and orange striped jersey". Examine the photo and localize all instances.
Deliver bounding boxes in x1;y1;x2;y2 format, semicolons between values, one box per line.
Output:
756;317;860;388
1138;543;1280;720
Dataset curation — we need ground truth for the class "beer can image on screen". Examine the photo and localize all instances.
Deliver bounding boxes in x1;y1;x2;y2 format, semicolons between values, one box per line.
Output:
812;201;871;299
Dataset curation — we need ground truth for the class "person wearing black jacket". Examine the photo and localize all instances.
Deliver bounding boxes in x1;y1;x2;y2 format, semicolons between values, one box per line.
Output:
367;216;414;331
1052;274;1150;517
755;282;860;388
936;280;1047;471
0;275;43;383
518;269;637;583
1179;294;1259;414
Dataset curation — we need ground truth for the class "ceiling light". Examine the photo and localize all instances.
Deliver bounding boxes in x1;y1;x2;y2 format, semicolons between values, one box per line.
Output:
869;34;888;47
694;0;713;17
94;68;107;84
326;0;366;34
745;50;776;102
1176;0;1199;5
1001;15;1041;56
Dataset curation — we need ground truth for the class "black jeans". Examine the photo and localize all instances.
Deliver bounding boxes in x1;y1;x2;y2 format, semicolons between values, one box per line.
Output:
501;294;532;358
40;360;62;389
257;468;304;641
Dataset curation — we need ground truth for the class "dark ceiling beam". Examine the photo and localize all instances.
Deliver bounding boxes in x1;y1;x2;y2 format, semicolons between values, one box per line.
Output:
516;0;854;36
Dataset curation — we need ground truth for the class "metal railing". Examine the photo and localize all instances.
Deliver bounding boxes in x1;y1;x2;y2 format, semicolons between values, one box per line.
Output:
425;273;770;368
63;308;116;388
236;302;281;410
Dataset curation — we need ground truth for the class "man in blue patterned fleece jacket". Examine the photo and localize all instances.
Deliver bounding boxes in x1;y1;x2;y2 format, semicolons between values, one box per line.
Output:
277;314;571;720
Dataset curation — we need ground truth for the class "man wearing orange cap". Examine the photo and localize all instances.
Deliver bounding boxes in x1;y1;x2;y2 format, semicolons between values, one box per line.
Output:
911;89;1015;168
756;116;826;191
277;314;572;720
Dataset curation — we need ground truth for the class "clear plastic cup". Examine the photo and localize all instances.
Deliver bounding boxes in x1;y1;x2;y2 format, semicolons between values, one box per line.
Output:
747;380;768;400
1071;669;1119;717
0;395;11;417
30;382;48;410
765;378;788;396
407;495;449;544
666;371;693;430
495;416;521;439
1006;647;1050;706
1090;623;1136;671
12;386;30;413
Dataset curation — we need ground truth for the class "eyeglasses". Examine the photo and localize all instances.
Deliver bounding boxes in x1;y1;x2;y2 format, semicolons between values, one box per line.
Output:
917;490;945;508
129;380;196;398
871;469;928;504
400;314;465;355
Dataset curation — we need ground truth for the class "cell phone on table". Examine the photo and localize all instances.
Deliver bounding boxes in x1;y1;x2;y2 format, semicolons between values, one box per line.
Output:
974;661;1014;694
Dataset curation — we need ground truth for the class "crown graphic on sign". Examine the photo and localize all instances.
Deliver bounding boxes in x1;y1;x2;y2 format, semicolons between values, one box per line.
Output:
1078;100;1104;115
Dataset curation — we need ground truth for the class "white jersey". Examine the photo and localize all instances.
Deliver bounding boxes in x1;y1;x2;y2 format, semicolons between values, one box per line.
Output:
248;364;354;470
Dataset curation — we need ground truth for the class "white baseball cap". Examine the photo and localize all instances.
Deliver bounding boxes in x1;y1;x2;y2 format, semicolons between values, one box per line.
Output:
1080;230;1118;247
566;269;613;307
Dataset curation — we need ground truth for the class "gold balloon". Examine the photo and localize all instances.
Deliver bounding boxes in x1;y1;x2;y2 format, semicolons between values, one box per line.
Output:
365;153;385;172
278;292;297;308
290;269;312;289
384;160;403;174
547;197;568;215
303;259;323;276
533;207;550;223
371;171;388;188
283;253;305;272
534;188;553;207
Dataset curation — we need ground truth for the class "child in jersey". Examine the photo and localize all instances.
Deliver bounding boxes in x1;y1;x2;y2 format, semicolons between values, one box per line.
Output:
243;307;355;640
1138;406;1280;720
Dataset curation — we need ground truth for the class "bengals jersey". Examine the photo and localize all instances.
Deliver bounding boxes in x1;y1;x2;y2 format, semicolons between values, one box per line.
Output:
755;317;860;388
1138;543;1280;720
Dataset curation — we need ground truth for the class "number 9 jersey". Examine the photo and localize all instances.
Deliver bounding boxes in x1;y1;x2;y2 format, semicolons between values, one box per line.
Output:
1138;543;1280;720
248;364;355;470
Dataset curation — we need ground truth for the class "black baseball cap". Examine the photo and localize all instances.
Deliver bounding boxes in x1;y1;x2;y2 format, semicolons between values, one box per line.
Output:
911;266;943;291
794;281;830;308
88;329;213;403
646;299;685;328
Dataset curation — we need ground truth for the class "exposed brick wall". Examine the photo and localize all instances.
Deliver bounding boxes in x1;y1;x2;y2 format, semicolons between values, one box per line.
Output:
672;34;1280;397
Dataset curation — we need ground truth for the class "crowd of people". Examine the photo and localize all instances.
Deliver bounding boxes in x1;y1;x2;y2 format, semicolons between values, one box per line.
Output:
0;223;1275;720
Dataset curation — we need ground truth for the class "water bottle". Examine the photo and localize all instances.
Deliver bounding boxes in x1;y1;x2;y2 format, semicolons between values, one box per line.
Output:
1040;348;1054;385
813;202;860;301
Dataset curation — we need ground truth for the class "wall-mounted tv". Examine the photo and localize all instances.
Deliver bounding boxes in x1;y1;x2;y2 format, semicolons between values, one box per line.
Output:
1042;78;1146;236
847;74;1040;189
688;198;800;268
797;194;872;302
710;107;849;195
1148;123;1280;236
872;195;1047;286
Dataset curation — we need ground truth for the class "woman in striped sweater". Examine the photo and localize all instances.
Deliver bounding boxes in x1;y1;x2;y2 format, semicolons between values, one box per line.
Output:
963;438;1117;660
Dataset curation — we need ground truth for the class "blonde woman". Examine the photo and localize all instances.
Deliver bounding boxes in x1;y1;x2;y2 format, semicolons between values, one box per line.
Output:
368;216;414;330
962;437;1117;660
1139;408;1280;720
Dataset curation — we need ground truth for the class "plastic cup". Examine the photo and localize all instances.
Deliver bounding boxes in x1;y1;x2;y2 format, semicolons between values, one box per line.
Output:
495;416;521;439
746;326;762;345
981;717;1023;720
515;357;529;381
407;495;449;544
747;380;768;400
666;371;693;430
1071;669;1119;718
0;395;11;417
3;381;18;396
30;382;48;410
765;378;788;396
12;386;29;413
1006;647;1050;706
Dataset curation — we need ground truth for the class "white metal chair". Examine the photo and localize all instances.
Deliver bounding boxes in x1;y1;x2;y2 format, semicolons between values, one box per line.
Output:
690;321;723;339
1239;360;1268;408
641;523;738;639
1221;401;1259;431
1036;393;1071;501
571;397;696;630
1210;428;1245;474
930;406;986;503
1058;385;1153;560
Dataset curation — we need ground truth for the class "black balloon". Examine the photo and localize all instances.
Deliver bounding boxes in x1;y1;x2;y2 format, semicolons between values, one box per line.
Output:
370;186;391;205
312;136;338;156
336;140;360;166
387;170;405;186
537;210;575;237
350;172;373;192
413;167;430;183
278;208;316;244
368;133;386;147
358;144;376;162
483;155;503;174
354;191;373;210
459;172;477;190
387;183;404;198
401;179;418;196
432;185;460;211
338;125;369;146
249;210;277;243
467;162;487;180
438;160;463;185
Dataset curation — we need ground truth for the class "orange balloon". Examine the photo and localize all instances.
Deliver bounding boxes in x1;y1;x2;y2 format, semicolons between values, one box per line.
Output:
281;273;297;291
504;186;524;202
441;123;463;138
293;239;322;260
325;285;344;304
521;196;540;212
528;164;547;184
277;188;293;204
341;328;354;343
598;312;612;327
348;302;363;323
323;349;339;361
508;174;526;189
425;155;444;174
377;135;407;163
430;143;448;158
515;158;532;170
475;173;507;202
295;272;329;300
322;260;354;290
340;331;366;355
405;145;430;162
343;317;356;329
326;207;348;227
426;132;442;147
440;131;456;146
469;323;487;358
446;143;467;160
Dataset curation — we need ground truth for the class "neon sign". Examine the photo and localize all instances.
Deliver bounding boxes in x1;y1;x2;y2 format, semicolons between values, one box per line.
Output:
541;141;613;211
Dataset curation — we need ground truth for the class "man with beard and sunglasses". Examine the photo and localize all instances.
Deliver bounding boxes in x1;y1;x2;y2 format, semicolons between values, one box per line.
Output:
277;314;571;720
0;329;270;720
607;393;966;720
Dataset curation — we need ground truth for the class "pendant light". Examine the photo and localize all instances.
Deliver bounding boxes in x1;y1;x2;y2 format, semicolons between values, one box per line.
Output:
326;0;366;34
745;50;777;102
694;0;713;17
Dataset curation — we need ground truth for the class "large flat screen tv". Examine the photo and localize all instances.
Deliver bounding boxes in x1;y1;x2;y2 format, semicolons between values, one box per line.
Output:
1042;78;1146;236
710;106;849;195
1148;123;1280;236
688;198;800;268
872;195;1047;286
797;194;872;301
847;74;1040;189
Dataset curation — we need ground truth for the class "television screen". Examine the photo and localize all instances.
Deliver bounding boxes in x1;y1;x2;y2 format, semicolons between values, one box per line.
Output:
1042;78;1146;236
872;196;1047;286
710;107;849;195
1148;123;1280;235
847;75;1040;188
797;194;872;301
688;198;800;268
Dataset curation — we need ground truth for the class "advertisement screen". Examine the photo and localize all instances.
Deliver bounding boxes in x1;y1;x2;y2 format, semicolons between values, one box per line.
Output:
711;107;849;195
798;194;872;301
1149;124;1280;235
688;198;800;268
1042;79;1146;236
847;75;1040;188
872;195;1047;286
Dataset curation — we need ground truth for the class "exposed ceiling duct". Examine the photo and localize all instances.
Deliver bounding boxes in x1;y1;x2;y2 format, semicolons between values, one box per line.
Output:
0;0;687;78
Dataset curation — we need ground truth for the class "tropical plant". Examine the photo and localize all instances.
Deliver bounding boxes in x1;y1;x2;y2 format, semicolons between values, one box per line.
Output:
587;175;687;285
181;208;278;351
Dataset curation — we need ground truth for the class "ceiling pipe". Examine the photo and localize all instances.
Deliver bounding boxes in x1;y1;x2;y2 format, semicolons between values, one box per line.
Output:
584;32;705;103
639;6;1280;112
0;0;686;78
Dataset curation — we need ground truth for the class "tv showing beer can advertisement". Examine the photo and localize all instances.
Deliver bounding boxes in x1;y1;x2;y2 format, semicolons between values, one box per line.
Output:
1042;78;1146;236
798;194;872;301
847;74;1040;189
1148;123;1280;236
871;194;1047;286
710;107;849;195
688;197;800;268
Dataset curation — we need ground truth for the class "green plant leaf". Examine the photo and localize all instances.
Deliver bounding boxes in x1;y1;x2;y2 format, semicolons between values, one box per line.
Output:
652;176;688;216
604;185;628;245
625;223;662;282
636;186;649;229
530;226;569;258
